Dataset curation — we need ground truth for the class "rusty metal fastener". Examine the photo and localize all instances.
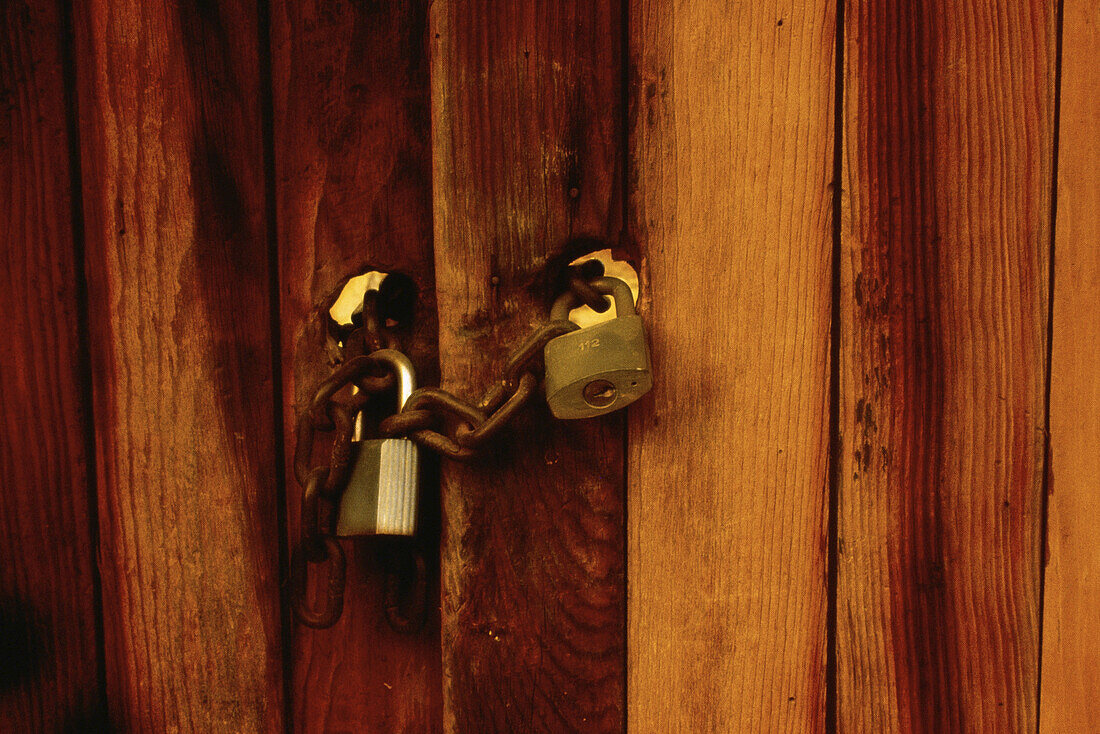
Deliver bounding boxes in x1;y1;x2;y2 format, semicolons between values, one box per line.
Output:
290;264;626;631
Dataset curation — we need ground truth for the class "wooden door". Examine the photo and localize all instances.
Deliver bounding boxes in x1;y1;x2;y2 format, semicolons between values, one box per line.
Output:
1;0;1096;732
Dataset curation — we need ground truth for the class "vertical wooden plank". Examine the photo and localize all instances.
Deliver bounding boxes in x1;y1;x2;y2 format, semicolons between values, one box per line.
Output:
627;1;835;730
1040;2;1100;730
431;2;625;731
839;1;1055;730
271;1;442;731
0;2;105;730
73;1;284;730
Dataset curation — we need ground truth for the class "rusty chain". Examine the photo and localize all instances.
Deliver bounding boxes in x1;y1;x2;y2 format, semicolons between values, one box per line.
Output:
291;268;609;630
377;319;578;460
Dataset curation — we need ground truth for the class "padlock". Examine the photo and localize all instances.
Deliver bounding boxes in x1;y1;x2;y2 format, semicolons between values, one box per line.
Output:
543;276;653;419
335;349;419;536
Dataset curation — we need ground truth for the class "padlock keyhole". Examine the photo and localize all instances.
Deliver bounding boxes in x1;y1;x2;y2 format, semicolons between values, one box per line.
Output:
582;379;618;408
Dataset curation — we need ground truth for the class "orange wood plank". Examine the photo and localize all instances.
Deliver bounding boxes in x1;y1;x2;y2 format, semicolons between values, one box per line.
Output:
0;2;105;729
270;0;442;730
72;1;285;729
1039;1;1100;730
430;2;626;730
626;1;836;730
838;1;1055;729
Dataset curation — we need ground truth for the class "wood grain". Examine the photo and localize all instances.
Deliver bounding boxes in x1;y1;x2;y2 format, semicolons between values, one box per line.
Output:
0;2;106;730
270;0;442;731
626;1;835;730
72;0;284;730
1039;2;1100;730
838;1;1055;729
431;2;625;731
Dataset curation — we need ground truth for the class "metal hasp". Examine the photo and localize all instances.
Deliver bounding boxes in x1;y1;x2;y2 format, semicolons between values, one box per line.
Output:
335;349;420;536
543;276;653;419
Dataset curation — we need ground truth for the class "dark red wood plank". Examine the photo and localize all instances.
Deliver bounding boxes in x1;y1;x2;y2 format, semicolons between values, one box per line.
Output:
430;2;626;731
838;1;1055;729
73;0;285;729
0;2;105;730
270;0;442;730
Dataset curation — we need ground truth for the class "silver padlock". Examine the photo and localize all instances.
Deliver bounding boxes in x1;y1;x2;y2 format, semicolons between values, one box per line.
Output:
336;349;419;536
543;276;653;419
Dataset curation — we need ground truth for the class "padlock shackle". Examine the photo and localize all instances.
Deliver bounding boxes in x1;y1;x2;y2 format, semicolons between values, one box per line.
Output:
550;276;635;321
369;349;416;409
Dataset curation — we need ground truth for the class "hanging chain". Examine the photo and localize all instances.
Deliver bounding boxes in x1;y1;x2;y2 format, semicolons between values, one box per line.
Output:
290;268;612;629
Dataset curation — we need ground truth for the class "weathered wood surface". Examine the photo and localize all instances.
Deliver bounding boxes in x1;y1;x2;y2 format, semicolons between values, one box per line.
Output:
271;0;442;731
627;1;835;730
2;2;1085;730
72;0;284;730
0;2;105;730
1040;1;1100;730
838;1;1055;730
430;1;626;731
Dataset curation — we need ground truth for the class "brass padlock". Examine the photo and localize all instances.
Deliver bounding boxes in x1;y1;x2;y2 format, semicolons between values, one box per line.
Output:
335;349;419;536
543;276;653;419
